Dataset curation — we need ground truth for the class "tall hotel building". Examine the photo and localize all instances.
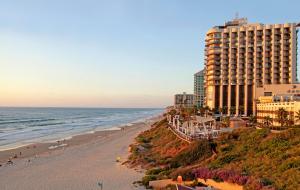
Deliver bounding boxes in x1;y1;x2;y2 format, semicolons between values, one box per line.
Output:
205;18;299;115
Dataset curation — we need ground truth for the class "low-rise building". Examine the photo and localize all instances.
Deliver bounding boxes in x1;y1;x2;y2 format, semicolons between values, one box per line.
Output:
174;92;194;108
256;94;300;126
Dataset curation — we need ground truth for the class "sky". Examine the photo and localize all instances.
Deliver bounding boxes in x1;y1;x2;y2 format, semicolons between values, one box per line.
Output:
0;0;299;108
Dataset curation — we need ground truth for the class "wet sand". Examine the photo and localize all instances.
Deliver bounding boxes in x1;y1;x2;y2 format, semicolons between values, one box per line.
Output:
0;116;162;190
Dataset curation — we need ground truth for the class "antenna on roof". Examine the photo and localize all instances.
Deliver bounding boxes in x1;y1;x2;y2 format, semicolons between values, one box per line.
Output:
235;12;239;19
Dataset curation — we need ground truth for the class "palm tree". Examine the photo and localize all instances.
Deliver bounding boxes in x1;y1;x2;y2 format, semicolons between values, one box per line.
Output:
277;108;288;130
263;116;273;129
248;115;257;127
285;118;294;128
294;110;300;127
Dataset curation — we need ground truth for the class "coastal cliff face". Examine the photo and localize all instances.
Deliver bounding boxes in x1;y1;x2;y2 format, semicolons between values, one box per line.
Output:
128;117;300;190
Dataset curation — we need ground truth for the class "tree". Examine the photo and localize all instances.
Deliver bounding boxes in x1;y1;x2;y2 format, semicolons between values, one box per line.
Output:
277;108;288;129
192;105;198;115
222;116;230;128
230;106;236;116
199;107;205;116
238;106;244;116
248;115;257;127
221;106;227;115
285;118;294;128
203;106;211;117
263;116;273;129
294;110;300;127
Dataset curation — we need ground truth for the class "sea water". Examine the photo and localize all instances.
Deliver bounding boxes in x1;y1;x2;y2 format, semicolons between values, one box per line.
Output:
0;107;163;150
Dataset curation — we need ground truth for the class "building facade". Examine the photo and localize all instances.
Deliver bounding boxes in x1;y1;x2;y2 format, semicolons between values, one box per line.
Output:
174;92;194;108
194;69;205;108
205;18;298;116
257;94;300;126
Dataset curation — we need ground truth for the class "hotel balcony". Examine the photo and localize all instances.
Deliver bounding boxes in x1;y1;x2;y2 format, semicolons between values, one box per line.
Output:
274;29;281;34
248;33;254;37
221;70;229;75
265;57;271;62
264;71;271;76
257;48;263;52
265;47;271;51
265;79;272;84
265;37;272;41
283;52;290;57
274;53;281;57
248;50;255;54
247;64;254;69
222;81;229;85
283;64;289;69
247;75;254;80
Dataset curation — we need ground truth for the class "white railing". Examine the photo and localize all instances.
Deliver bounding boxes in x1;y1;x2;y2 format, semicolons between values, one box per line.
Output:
167;115;221;142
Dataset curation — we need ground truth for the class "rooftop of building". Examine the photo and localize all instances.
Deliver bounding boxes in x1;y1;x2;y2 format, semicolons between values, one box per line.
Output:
175;92;194;96
208;17;300;32
194;69;205;76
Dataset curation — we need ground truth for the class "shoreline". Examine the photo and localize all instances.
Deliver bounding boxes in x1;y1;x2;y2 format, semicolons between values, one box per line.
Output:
0;114;163;190
0;115;162;165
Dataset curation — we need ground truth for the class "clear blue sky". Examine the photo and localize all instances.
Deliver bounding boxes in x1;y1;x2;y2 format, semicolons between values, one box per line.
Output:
0;0;299;108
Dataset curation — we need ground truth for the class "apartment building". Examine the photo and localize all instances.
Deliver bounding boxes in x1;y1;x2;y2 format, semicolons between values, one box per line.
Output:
194;69;205;108
205;18;299;116
174;92;194;108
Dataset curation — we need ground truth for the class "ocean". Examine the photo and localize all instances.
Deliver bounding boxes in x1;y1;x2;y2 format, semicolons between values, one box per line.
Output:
0;107;163;150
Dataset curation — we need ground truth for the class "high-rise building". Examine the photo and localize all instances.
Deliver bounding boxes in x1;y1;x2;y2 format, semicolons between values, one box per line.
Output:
174;92;194;108
205;18;299;116
194;69;205;108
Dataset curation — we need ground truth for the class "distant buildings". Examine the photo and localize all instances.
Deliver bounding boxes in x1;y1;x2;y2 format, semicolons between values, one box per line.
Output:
194;69;205;108
174;92;194;108
204;18;299;116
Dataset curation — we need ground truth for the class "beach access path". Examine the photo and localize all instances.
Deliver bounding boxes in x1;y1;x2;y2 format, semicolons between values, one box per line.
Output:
0;116;162;190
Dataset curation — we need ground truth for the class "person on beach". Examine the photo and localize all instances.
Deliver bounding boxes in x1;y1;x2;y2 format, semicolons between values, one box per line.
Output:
7;158;13;165
97;181;103;190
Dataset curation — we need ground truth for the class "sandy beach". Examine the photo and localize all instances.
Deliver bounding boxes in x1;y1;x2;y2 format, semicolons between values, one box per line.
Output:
0;116;162;190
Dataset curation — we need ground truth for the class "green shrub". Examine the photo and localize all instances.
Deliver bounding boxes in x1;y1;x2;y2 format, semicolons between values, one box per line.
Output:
141;175;157;187
146;168;163;175
279;159;300;171
170;140;212;167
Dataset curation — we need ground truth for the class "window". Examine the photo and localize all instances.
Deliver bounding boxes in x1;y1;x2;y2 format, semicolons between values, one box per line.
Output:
264;92;272;96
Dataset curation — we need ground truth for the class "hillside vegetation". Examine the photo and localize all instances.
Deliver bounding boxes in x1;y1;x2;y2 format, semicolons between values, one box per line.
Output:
128;118;300;190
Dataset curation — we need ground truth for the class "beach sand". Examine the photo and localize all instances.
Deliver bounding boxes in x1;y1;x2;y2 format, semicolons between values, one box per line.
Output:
0;116;162;190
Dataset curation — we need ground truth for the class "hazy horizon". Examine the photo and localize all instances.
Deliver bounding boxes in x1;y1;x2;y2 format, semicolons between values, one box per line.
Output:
1;0;299;108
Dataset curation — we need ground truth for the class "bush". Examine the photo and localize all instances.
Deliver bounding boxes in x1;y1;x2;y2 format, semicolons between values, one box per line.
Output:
141;175;157;187
193;168;249;186
170;140;212;168
146;168;163;175
259;178;273;186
